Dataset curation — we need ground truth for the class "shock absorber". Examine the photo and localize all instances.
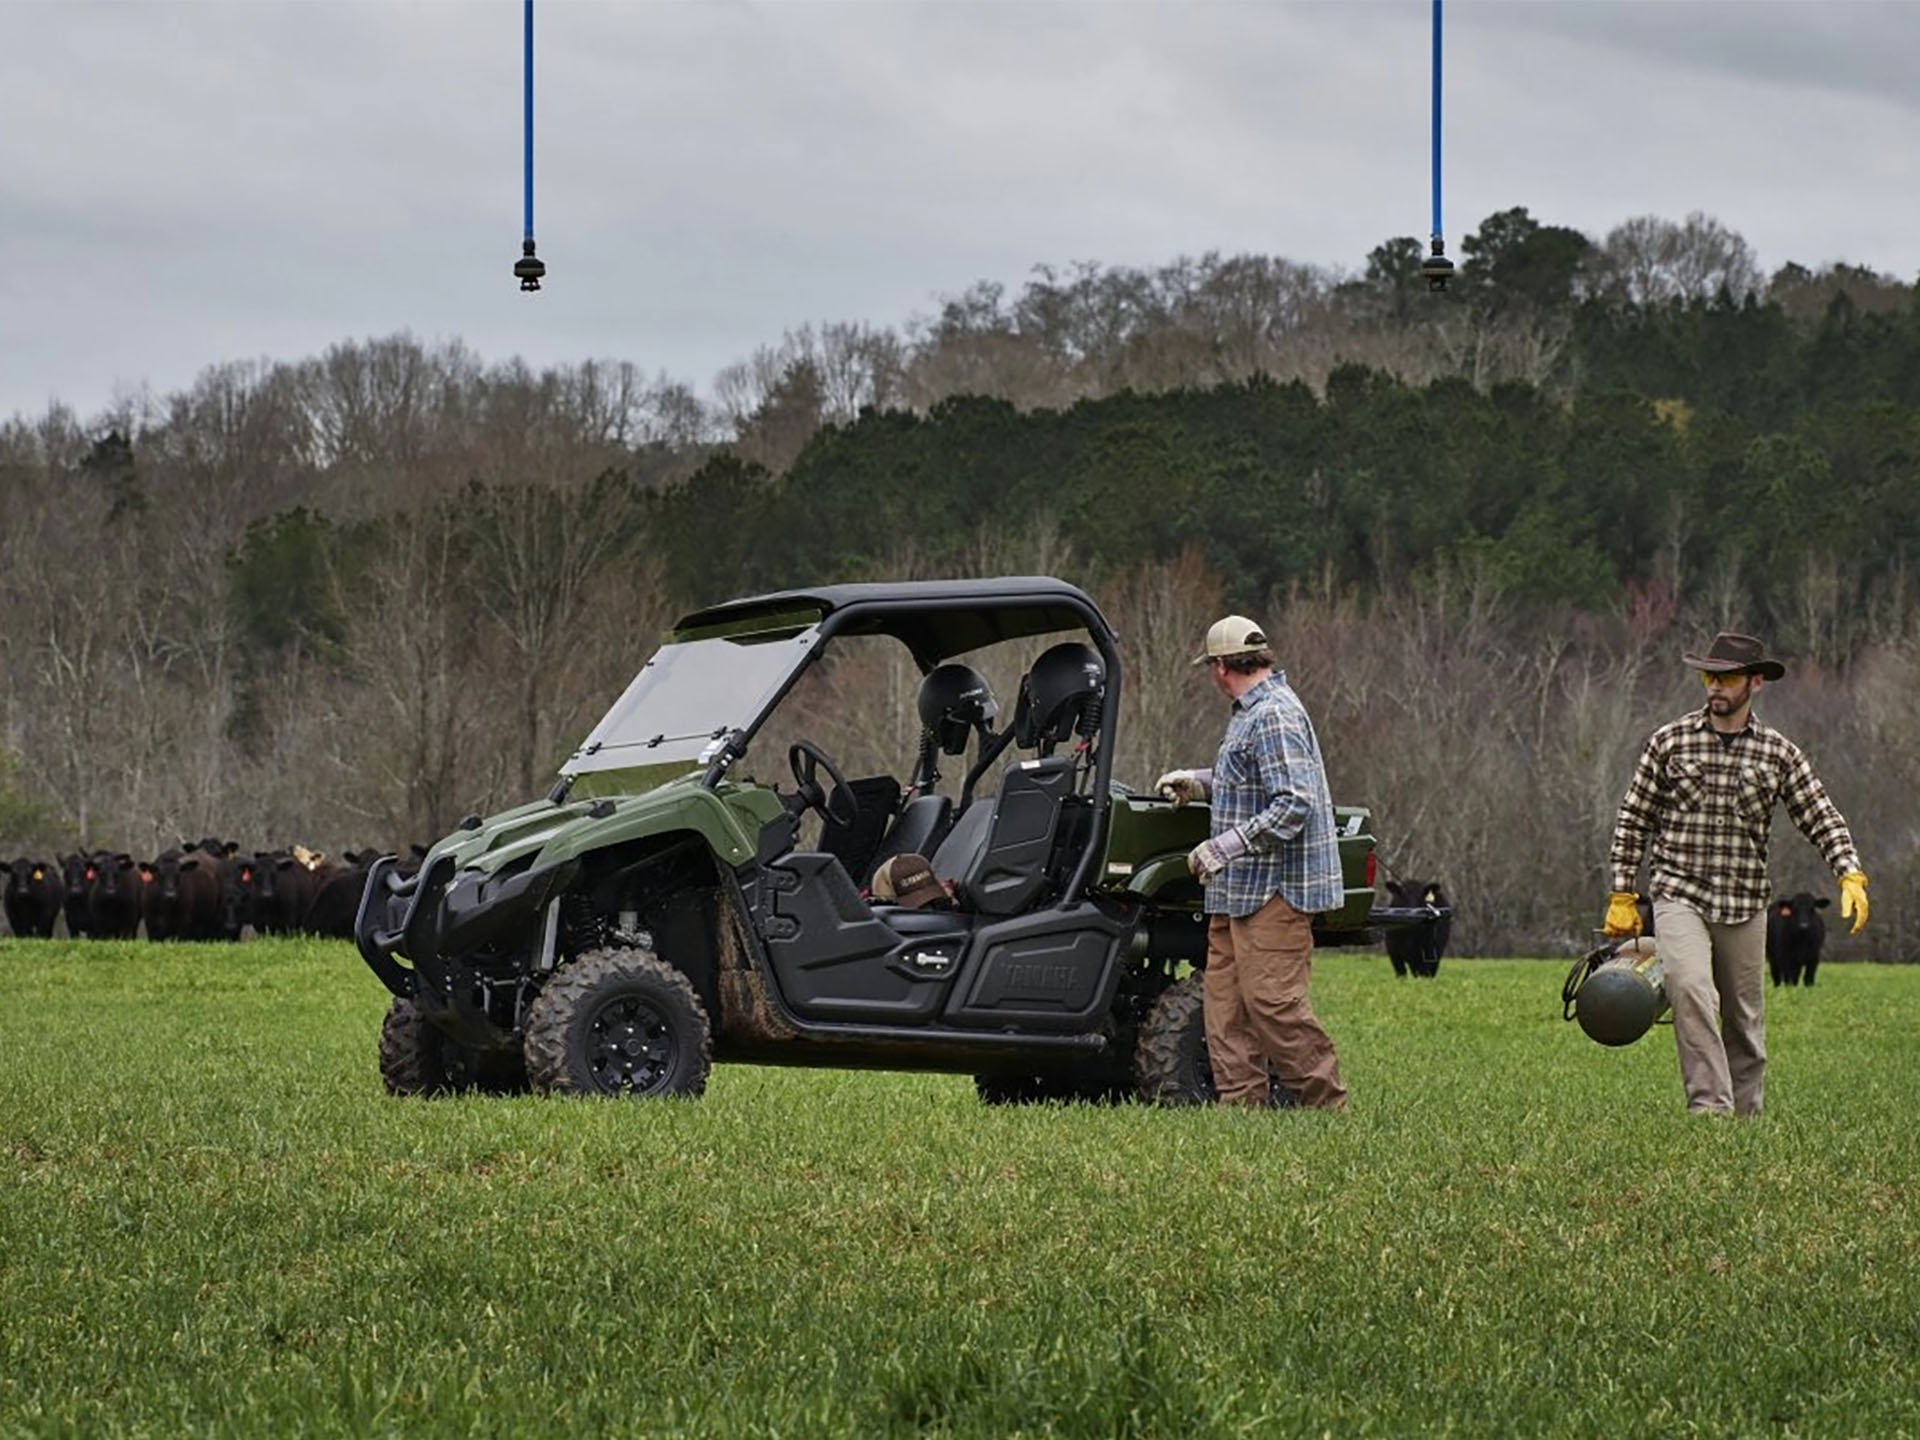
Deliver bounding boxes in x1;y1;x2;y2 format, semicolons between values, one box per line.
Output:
559;892;602;954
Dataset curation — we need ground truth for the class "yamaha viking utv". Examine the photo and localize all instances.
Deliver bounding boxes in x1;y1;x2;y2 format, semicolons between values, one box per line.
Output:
357;578;1438;1104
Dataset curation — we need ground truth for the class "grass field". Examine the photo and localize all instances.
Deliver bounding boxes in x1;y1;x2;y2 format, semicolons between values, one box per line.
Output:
2;939;1916;1439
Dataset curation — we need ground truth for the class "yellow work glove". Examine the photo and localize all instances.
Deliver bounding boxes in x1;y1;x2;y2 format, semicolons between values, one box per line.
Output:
1838;871;1869;936
1602;891;1643;938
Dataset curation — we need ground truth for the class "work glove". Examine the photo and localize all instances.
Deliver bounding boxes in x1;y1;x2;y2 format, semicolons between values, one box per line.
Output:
1838;871;1869;936
1155;768;1212;807
1188;827;1248;882
1602;891;1643;938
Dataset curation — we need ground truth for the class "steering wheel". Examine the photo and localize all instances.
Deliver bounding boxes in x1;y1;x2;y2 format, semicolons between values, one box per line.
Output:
787;741;859;829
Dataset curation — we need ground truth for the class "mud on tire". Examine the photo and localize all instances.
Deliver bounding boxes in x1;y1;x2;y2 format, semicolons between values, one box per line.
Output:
1134;974;1215;1105
380;995;529;1097
1133;973;1297;1108
523;947;713;1097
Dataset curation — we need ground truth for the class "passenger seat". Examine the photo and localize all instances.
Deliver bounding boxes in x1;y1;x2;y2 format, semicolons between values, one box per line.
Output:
928;798;996;890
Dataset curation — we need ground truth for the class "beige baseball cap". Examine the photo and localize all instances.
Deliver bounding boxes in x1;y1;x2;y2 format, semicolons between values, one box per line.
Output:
1191;614;1269;665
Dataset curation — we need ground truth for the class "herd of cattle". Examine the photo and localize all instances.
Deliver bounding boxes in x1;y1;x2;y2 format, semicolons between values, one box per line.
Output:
0;844;1839;985
0;840;421;943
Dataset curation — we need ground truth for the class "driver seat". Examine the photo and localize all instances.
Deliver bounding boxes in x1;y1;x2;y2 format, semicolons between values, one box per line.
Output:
866;793;953;877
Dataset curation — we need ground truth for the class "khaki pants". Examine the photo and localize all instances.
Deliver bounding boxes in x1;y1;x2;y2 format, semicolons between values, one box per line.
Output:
1203;895;1347;1110
1652;900;1767;1116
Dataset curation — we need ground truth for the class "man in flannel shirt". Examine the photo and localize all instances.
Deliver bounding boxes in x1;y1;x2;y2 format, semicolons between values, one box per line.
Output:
1156;616;1347;1110
1605;631;1869;1116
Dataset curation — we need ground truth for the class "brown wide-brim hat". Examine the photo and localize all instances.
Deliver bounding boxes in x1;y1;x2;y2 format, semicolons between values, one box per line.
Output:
1681;631;1785;681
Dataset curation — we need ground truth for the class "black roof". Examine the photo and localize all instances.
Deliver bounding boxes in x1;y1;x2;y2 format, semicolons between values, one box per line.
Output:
672;577;1116;664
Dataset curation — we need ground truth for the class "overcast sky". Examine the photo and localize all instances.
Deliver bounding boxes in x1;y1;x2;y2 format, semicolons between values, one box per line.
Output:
4;0;1917;424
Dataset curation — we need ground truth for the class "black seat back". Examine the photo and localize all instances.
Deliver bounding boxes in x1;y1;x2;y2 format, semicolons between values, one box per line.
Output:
930;798;995;889
866;794;953;880
816;775;901;885
955;756;1077;917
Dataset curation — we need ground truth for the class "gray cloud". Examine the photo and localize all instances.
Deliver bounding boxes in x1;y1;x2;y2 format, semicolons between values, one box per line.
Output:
3;0;1915;423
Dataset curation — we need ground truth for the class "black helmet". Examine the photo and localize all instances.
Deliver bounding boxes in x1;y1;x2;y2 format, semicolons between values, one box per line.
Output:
1015;642;1105;749
917;663;998;755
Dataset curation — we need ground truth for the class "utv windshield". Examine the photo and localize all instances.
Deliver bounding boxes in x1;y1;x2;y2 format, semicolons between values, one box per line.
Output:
561;624;820;775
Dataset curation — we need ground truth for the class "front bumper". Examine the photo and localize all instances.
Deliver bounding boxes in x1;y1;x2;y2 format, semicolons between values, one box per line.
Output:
354;852;578;998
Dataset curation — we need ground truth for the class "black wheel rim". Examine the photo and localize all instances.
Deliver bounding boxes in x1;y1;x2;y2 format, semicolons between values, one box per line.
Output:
585;993;677;1094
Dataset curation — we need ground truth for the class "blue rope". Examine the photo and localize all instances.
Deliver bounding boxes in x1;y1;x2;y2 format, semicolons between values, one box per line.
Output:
1430;0;1442;240
526;0;533;240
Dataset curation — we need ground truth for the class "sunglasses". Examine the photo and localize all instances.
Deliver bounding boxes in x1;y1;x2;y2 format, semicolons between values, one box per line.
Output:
1700;671;1753;689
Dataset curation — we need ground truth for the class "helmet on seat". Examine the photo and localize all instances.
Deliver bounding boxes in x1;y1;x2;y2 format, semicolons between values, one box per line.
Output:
917;663;999;755
1014;642;1105;749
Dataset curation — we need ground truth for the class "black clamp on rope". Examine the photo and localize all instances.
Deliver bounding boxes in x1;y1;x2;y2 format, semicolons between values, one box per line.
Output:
515;239;546;292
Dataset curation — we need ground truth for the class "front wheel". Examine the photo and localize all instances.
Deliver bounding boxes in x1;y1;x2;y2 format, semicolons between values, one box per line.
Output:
523;948;713;1097
379;996;529;1097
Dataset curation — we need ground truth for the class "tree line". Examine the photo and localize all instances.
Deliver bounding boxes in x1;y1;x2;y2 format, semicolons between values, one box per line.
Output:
2;206;1916;957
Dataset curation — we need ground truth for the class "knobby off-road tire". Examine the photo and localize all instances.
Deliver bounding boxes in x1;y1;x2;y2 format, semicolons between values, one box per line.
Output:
1133;973;1297;1108
379;996;529;1097
1135;974;1215;1105
523;947;713;1098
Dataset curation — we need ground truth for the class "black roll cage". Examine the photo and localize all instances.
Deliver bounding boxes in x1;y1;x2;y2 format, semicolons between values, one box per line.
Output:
699;587;1124;909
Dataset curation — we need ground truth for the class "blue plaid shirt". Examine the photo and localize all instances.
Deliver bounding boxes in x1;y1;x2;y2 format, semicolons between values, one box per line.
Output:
1205;672;1343;918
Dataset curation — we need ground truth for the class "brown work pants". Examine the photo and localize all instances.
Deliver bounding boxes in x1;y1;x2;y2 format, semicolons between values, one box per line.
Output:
1204;895;1347;1110
1652;900;1767;1116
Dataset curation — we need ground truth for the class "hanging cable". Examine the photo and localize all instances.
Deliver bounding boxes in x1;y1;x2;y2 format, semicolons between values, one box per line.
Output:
513;0;547;291
1428;0;1451;293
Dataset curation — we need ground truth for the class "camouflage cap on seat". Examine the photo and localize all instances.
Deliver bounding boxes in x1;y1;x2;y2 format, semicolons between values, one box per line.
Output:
871;853;951;910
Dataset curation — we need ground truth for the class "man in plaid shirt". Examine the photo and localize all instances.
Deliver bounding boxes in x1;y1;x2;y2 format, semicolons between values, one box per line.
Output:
1606;631;1869;1115
1156;616;1346;1110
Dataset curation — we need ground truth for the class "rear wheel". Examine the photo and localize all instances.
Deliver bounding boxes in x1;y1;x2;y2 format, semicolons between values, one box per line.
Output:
1135;975;1214;1105
523;948;712;1097
1134;974;1297;1107
379;996;528;1097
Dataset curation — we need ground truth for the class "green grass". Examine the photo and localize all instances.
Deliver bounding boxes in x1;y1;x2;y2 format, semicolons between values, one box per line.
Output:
1;940;1916;1439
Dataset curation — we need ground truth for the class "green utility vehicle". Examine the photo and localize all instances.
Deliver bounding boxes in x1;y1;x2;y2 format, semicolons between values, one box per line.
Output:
356;578;1440;1103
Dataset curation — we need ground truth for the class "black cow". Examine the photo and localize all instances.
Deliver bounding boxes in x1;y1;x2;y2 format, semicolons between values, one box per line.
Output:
305;846;430;939
59;851;96;937
87;853;146;938
179;839;249;942
304;848;380;938
2;857;67;938
246;850;290;933
212;851;254;942
143;848;222;941
1384;879;1451;978
1767;892;1829;988
248;847;339;934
